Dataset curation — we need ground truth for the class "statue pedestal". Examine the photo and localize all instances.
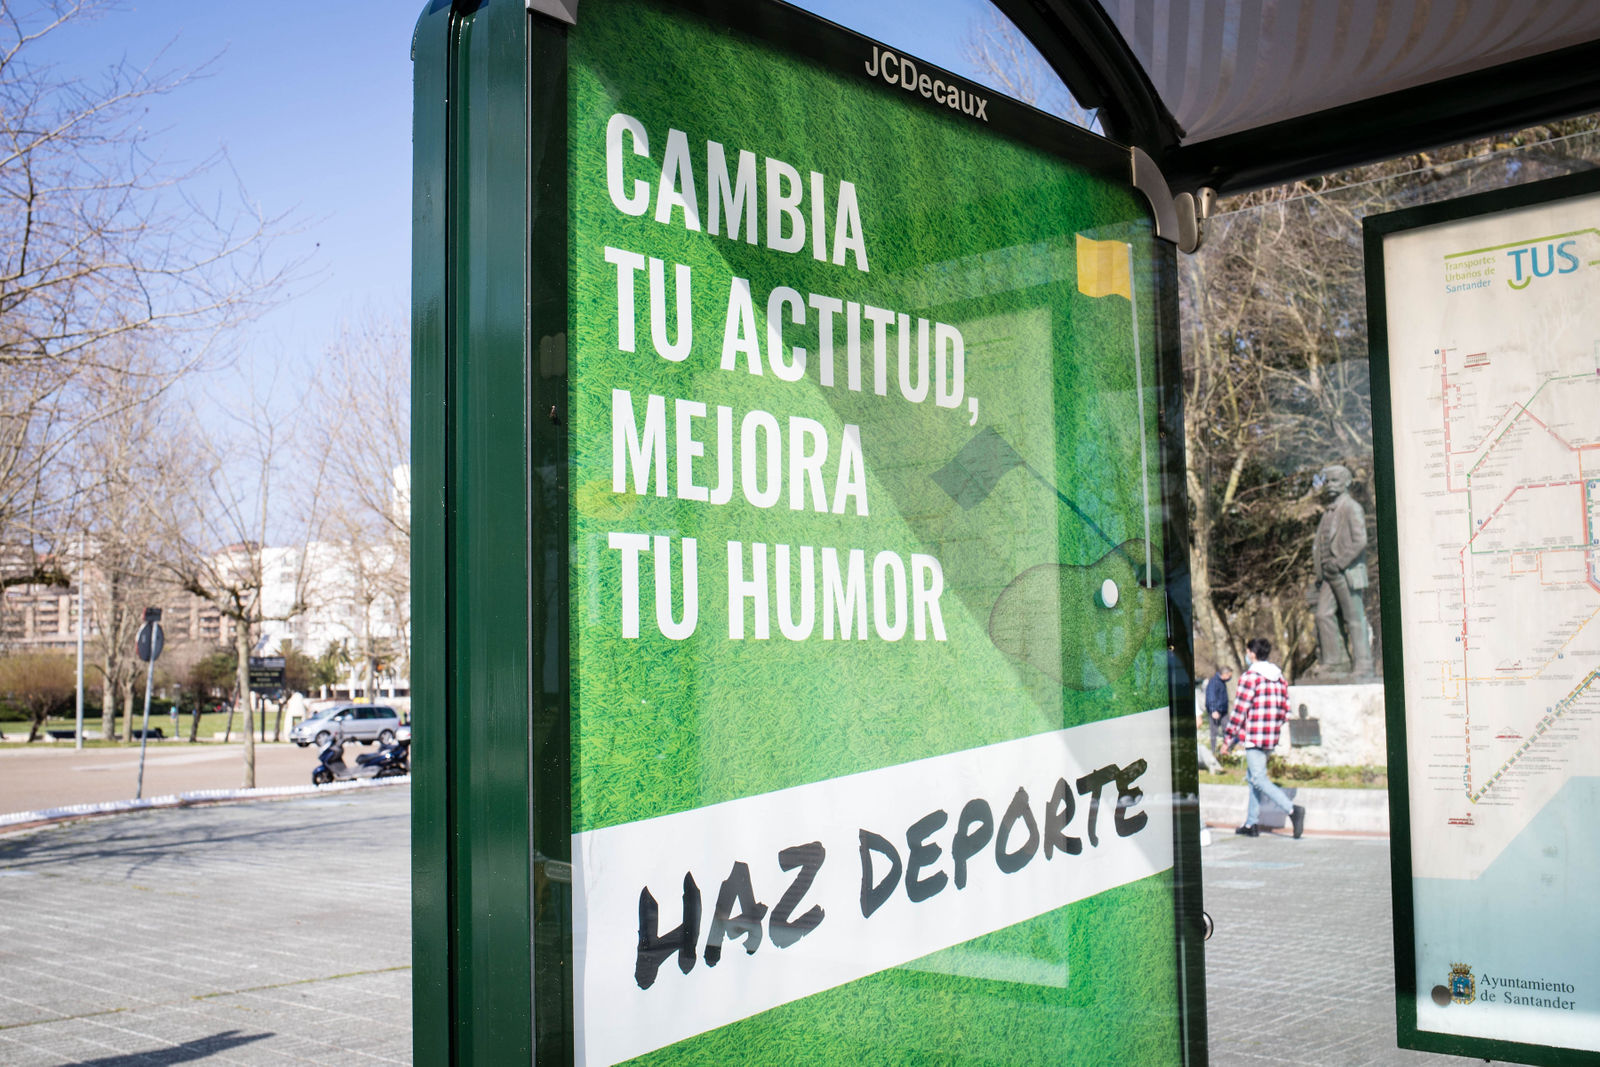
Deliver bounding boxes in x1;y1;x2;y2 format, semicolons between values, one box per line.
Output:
1193;680;1390;767
1281;682;1387;767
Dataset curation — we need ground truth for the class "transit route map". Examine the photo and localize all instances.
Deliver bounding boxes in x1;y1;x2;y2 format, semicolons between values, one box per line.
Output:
1378;183;1600;1053
1409;342;1600;852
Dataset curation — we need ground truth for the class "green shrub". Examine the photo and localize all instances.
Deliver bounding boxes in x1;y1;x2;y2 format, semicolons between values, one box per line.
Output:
1204;751;1386;789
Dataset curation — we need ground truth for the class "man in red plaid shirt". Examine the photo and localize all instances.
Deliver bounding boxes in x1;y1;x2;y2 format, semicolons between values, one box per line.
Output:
1220;637;1306;838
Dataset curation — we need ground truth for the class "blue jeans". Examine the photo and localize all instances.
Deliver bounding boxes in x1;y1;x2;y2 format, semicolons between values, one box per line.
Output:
1244;747;1295;826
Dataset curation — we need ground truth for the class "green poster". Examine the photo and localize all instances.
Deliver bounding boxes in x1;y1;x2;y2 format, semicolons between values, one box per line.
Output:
564;2;1187;1062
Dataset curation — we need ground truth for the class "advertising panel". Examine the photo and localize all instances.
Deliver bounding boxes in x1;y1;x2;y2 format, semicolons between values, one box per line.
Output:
1368;170;1600;1065
557;2;1196;1063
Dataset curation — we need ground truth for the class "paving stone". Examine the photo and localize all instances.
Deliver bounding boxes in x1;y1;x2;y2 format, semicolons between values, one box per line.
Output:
1202;830;1484;1066
0;782;1521;1065
0;790;410;1065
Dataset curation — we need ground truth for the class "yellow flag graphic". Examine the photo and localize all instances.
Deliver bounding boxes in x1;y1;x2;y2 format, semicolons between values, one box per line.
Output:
1076;233;1132;300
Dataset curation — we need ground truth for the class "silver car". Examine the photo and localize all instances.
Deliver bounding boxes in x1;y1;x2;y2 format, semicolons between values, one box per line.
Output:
291;704;403;748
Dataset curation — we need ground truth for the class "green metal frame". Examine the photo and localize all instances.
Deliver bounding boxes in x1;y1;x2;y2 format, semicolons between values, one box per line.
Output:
1366;166;1600;1067
413;0;1208;1061
1151;233;1210;1067
411;4;451;1062
413;0;543;1061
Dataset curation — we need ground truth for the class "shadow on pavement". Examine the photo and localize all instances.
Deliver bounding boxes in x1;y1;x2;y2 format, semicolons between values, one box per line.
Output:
67;1030;272;1064
0;806;408;874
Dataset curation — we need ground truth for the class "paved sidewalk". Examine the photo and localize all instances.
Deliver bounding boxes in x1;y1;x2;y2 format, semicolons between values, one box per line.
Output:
0;788;410;1065
1202;829;1480;1066
0;744;334;816
0;785;1494;1065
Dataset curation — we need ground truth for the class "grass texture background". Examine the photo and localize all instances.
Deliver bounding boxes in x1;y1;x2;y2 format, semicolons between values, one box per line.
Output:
566;2;1182;1061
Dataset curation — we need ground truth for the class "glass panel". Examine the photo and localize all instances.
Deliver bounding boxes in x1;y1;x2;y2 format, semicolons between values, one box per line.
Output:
557;1;1191;1062
1183;122;1600;687
1183;115;1600;1067
790;0;1099;130
1184;119;1600;1062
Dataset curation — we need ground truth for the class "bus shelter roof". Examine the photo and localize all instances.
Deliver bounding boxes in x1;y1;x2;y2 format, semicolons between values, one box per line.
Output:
998;0;1600;192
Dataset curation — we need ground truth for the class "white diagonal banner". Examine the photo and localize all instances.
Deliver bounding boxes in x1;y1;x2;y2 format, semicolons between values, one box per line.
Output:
572;707;1174;1065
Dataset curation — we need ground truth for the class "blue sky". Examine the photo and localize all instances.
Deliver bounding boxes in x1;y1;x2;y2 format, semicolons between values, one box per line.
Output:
30;1;414;400
28;0;1072;405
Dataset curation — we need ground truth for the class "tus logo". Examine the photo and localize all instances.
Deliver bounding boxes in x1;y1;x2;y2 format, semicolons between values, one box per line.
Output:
1506;237;1580;289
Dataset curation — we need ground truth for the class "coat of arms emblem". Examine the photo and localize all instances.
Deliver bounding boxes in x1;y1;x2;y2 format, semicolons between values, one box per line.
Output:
1449;963;1476;1005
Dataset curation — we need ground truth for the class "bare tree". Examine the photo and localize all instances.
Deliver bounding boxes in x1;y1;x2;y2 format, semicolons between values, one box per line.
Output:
0;1;288;586
303;317;410;695
0;649;75;742
66;346;191;741
146;387;325;786
962;11;1098;128
169;644;233;742
309;318;409;539
1182;118;1600;678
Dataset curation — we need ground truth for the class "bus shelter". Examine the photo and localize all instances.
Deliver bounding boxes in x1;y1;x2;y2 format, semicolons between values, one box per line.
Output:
412;2;1600;1062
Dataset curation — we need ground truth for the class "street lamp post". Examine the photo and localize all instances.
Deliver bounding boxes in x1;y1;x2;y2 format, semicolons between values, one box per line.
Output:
74;535;84;750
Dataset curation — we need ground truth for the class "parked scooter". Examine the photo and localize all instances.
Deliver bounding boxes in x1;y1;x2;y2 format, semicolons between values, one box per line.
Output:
311;737;409;786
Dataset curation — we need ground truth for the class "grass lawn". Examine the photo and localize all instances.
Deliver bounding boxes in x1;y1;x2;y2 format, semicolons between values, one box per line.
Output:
1199;753;1387;789
0;709;302;746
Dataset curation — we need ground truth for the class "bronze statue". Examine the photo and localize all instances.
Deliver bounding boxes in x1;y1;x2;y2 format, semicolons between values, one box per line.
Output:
1312;464;1374;677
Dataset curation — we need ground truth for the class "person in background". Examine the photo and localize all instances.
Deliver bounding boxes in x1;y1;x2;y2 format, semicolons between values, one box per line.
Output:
1204;663;1233;754
1220;638;1305;838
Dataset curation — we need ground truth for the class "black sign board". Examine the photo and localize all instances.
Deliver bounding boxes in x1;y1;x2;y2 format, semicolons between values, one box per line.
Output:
248;656;286;693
